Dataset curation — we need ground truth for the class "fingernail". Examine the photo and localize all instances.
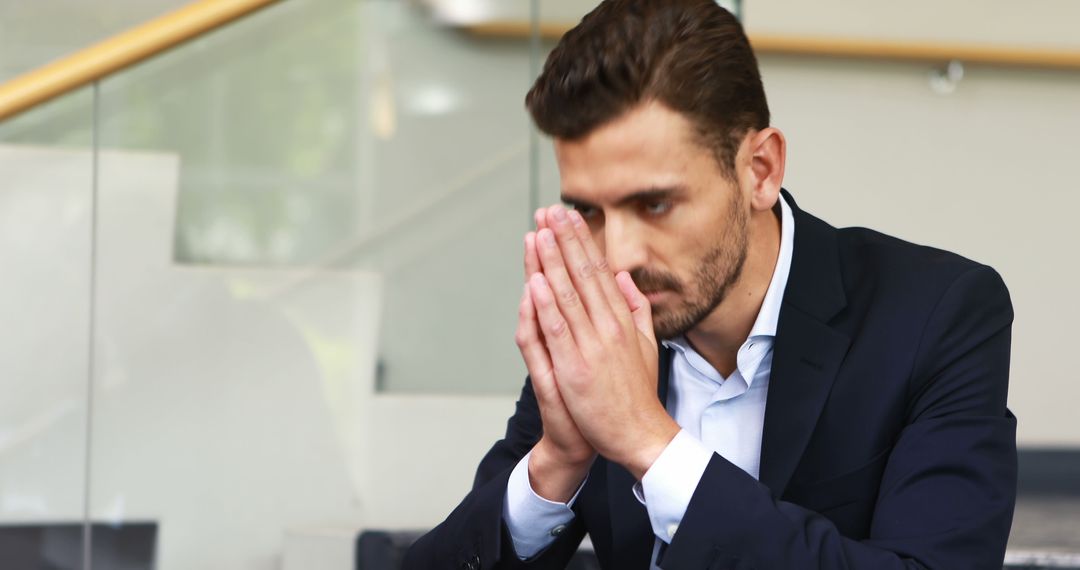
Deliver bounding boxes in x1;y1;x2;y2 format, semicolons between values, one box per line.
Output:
541;229;556;246
552;206;568;223
568;210;584;226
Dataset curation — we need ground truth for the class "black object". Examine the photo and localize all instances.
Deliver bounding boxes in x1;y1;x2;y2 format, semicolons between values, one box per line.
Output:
355;530;1080;570
1018;449;1080;495
0;521;156;570
356;530;601;570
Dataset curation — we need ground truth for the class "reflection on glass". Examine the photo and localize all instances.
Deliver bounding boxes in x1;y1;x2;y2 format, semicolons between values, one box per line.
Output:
3;0;550;566
0;87;95;568
0;1;192;84
84;0;537;567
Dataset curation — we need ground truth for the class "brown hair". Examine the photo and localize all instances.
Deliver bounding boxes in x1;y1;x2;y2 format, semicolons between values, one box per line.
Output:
525;0;770;173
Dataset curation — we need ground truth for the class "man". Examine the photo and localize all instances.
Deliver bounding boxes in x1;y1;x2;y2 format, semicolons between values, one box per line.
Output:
404;0;1017;568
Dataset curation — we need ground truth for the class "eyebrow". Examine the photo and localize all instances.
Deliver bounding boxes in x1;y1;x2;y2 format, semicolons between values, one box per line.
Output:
561;186;687;210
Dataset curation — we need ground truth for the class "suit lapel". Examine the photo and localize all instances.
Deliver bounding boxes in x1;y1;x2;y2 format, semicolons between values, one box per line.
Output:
758;192;851;496
606;346;674;568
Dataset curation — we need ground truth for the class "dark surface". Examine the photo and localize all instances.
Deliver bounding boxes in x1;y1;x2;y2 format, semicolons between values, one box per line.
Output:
1007;450;1080;567
1018;450;1080;496
358;496;1080;570
1010;495;1080;552
356;531;602;570
0;522;157;570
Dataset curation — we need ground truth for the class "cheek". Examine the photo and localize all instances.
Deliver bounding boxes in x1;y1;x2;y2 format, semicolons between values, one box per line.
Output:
651;243;702;289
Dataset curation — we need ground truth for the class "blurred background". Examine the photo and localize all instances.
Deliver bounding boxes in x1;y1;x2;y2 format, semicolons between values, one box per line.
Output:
1;0;1078;568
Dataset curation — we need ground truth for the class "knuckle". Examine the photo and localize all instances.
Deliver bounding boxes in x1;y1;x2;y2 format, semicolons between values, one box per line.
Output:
559;288;580;307
577;262;595;279
569;360;594;381
515;329;532;348
601;320;625;342
594;257;610;273
577;342;599;363
533;288;553;308
547;317;570;338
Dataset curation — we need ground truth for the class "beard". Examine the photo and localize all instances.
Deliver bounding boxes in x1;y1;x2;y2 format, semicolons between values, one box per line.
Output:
631;192;749;340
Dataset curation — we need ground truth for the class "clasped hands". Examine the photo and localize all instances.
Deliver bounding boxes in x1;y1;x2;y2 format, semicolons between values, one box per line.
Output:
516;205;680;502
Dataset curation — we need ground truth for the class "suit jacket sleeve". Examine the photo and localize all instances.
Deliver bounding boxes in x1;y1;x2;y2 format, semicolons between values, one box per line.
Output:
658;265;1018;570
403;377;589;570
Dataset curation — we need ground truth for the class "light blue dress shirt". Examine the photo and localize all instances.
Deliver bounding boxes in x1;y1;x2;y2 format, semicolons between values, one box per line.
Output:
503;195;795;566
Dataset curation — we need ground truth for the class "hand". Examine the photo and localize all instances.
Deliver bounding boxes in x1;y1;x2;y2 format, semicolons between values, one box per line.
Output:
514;211;596;501
528;205;680;480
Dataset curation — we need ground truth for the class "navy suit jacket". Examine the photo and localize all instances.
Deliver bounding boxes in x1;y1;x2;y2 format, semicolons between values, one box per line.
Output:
404;191;1017;569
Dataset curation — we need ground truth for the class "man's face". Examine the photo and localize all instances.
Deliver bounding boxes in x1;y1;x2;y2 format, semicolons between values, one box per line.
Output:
554;101;750;340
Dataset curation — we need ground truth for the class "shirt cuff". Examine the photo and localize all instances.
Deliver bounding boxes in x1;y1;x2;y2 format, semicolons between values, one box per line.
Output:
502;450;584;559
633;429;711;543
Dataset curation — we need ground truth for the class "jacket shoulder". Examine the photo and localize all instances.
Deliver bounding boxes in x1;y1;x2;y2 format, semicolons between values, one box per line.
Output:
834;226;1006;305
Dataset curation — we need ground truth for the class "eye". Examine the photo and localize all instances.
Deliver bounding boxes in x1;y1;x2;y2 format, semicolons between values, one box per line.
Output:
643;200;672;216
572;204;601;220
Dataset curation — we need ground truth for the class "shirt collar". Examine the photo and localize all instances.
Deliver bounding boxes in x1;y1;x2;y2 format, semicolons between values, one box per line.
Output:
663;193;795;352
748;192;795;340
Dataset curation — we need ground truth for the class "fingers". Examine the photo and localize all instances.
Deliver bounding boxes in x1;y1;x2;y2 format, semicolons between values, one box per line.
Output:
518;284;584;453
524;232;541;279
616;271;656;344
534;228;598;347
565;208;635;331
516;283;555;388
529;272;587;368
526;207;549;279
540;205;621;341
534;208;548;232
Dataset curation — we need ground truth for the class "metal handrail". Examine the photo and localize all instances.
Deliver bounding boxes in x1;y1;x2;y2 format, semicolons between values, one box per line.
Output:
0;0;281;122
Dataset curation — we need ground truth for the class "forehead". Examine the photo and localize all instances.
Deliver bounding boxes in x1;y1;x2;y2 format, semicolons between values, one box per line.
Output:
554;101;710;203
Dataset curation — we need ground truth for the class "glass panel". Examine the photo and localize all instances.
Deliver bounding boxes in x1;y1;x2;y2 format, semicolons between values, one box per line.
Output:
89;0;535;567
92;3;369;567
94;0;535;394
354;1;535;394
0;87;94;569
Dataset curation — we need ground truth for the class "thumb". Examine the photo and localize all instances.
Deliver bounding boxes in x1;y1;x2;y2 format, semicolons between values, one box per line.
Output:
615;271;656;343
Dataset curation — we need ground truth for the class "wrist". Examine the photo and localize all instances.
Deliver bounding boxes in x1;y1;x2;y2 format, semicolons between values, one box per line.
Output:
623;419;680;481
529;439;595;503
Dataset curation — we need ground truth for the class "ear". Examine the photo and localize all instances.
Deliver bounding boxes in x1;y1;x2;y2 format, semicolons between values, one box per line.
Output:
745;127;786;212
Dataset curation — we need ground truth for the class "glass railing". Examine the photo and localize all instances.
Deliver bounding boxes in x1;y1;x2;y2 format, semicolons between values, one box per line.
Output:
0;0;557;567
0;85;97;569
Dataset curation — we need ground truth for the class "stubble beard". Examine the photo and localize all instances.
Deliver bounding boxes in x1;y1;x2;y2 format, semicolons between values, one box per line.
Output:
638;195;750;340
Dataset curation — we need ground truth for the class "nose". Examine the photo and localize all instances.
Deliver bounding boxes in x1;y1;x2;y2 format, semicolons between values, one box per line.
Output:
602;216;648;275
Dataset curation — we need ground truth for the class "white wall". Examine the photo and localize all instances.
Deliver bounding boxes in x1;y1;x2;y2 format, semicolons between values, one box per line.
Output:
760;57;1080;446
0;145;384;569
451;0;1080;49
0;143;93;522
745;0;1080;49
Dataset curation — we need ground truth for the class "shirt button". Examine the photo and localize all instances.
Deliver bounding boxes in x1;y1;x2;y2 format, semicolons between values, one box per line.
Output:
666;523;679;538
550;524;567;537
